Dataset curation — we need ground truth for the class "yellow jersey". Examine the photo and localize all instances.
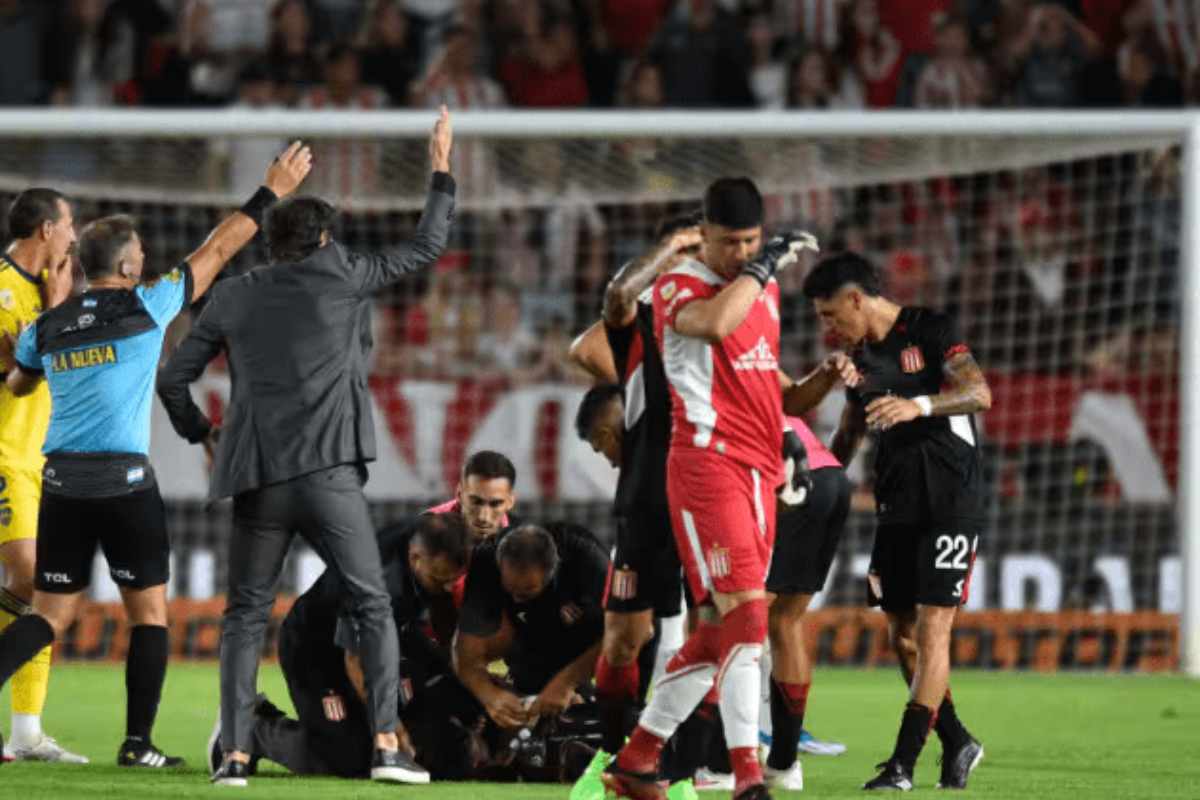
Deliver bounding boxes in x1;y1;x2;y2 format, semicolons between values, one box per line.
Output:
0;253;51;473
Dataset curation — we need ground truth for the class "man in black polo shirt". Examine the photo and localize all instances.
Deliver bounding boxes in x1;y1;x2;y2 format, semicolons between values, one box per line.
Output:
454;523;609;730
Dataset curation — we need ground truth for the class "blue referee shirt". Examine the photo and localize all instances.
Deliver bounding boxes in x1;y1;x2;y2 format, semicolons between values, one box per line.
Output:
15;263;193;456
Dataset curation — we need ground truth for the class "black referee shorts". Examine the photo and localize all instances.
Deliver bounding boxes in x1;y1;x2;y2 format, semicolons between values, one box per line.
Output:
35;486;170;593
604;508;684;617
867;522;980;612
767;467;852;595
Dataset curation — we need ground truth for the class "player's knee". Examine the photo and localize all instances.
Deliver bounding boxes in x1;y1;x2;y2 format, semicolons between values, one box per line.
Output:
890;627;918;660
603;615;653;665
915;609;955;652
721;596;768;646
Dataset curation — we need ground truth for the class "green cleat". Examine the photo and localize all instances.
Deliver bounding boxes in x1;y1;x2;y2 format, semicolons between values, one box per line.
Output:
666;778;700;800
569;748;614;800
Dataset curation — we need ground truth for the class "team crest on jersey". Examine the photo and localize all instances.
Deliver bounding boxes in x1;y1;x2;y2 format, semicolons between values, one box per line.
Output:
164;268;183;283
0;289;13;310
612;568;638;600
659;281;677;300
707;547;731;579
900;346;925;373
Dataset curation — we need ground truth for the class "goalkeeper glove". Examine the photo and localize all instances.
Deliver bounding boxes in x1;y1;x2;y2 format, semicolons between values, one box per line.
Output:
779;428;813;507
742;230;819;287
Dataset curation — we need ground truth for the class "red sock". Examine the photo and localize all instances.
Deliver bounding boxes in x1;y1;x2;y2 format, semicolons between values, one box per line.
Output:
616;725;665;775
775;679;810;716
596;653;640;700
730;746;764;795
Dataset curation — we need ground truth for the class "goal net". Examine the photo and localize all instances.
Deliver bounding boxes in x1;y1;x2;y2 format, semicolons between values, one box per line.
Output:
0;111;1188;666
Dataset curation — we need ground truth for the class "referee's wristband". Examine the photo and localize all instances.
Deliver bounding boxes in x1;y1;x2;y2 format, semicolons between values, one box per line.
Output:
239;186;279;227
913;395;933;417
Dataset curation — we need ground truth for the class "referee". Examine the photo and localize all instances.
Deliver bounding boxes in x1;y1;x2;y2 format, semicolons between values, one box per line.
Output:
157;108;455;787
0;142;312;767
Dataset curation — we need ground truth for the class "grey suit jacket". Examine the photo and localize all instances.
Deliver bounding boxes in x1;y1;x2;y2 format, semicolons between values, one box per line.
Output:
157;173;456;499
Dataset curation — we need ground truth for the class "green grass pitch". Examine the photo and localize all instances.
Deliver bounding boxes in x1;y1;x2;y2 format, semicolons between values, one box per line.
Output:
1;663;1197;799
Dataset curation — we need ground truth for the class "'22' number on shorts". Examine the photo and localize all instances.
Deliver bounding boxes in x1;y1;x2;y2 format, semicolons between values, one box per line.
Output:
934;534;972;571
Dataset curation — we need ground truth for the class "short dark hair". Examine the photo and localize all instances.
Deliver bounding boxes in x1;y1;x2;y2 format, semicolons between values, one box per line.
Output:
324;41;360;69
264;196;337;263
574;383;622;441
496;524;559;574
462;450;516;485
703;177;762;229
654;210;701;240
7;188;66;240
412;511;472;568
802;251;883;300
77;215;138;280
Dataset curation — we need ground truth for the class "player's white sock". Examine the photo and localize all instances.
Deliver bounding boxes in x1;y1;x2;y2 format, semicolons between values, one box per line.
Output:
758;643;773;739
717;642;764;750
650;612;686;686
640;623;721;739
11;712;43;747
640;661;717;739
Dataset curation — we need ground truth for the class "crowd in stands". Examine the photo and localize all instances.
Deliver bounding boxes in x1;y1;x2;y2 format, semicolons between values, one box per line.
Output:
2;0;1197;110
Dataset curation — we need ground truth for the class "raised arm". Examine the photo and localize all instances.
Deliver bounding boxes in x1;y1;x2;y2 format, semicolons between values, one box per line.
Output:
675;230;816;343
187;141;313;301
156;304;224;445
568;320;618;383
780;352;861;416
603;225;700;328
352;107;456;295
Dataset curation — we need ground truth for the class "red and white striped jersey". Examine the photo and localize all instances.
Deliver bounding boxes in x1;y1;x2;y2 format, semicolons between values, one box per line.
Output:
653;258;784;484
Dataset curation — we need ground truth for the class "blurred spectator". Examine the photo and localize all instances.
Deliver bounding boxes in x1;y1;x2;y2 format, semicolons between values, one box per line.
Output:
647;0;754;107
914;15;991;107
212;61;287;196
842;0;904;107
770;0;845;52
498;3;589;107
142;0;240;106
0;0;49;104
786;47;864;108
1007;4;1101;107
878;0;950;54
316;0;365;41
1118;30;1185;106
748;13;788;108
45;0;121;107
597;0;672;57
268;0;322;105
199;0;272;54
300;43;387;198
477;281;539;374
358;0;420;105
1124;0;1198;78
411;23;505;108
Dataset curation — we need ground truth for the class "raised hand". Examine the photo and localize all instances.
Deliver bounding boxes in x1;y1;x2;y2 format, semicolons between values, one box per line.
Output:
430;105;452;173
263;141;314;198
743;229;820;286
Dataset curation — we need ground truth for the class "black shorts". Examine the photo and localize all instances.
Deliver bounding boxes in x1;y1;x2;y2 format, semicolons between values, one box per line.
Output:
867;522;980;612
604;508;683;617
35;486;171;593
767;467;851;595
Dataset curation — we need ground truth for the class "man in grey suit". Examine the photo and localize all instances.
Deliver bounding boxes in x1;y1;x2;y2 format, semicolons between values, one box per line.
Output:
157;108;455;787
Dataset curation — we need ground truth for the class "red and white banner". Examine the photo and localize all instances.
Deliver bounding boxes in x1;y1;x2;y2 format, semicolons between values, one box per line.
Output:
149;372;1176;502
150;374;618;501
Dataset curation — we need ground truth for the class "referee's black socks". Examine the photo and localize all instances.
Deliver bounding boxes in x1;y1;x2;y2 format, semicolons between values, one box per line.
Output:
126;625;168;741
0;614;55;686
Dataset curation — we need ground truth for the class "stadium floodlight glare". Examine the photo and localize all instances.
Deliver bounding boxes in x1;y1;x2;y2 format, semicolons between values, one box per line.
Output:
0;108;1197;677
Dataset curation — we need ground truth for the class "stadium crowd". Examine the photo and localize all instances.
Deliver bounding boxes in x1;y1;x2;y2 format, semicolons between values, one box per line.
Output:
1;0;1197;111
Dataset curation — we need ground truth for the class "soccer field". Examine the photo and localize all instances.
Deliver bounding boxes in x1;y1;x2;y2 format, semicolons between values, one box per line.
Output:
1;665;1197;799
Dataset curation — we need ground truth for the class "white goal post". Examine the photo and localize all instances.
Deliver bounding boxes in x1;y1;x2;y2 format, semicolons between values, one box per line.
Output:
0;108;1197;677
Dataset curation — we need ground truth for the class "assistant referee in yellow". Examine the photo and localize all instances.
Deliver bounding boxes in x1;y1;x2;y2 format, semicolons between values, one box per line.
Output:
0;188;85;764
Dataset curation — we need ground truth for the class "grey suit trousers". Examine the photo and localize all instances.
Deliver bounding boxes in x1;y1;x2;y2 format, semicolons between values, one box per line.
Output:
219;463;399;752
